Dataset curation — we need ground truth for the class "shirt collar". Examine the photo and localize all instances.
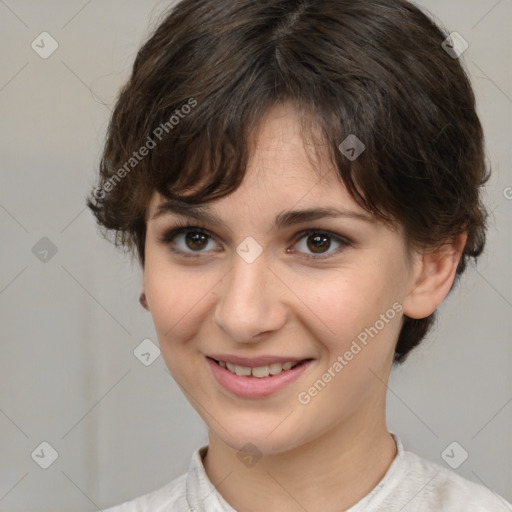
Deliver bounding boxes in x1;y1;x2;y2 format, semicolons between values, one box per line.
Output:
185;445;238;512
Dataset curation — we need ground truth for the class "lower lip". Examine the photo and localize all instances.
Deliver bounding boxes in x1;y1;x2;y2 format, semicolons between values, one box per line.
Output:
206;357;313;398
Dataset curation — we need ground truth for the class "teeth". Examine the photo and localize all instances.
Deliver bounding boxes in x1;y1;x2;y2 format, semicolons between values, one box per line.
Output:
251;366;270;378
235;365;252;376
269;363;283;375
217;360;300;378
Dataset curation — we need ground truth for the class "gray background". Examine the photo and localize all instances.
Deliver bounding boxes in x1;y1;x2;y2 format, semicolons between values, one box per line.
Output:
0;0;511;510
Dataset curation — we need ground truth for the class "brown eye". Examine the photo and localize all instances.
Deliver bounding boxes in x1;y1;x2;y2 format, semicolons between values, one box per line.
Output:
183;231;209;251
160;226;219;257
160;225;351;260
291;230;350;260
306;233;332;254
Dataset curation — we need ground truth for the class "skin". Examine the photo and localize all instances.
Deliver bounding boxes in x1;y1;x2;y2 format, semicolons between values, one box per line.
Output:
141;103;466;511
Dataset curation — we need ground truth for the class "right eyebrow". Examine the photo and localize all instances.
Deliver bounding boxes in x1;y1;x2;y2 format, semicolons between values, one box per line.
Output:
152;199;225;225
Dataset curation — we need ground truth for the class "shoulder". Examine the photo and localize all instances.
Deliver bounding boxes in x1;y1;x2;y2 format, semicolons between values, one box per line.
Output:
397;449;511;511
102;472;188;512
355;434;512;512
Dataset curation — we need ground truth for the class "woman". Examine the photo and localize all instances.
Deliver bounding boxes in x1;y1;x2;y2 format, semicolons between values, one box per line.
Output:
87;0;511;510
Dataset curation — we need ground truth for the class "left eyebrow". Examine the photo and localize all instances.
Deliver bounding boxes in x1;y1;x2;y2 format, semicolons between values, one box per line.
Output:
151;199;375;230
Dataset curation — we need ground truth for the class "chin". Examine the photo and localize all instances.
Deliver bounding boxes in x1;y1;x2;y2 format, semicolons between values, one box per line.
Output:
207;411;312;456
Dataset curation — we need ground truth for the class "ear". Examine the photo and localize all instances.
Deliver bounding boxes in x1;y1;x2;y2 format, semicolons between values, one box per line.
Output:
402;233;467;319
139;289;150;311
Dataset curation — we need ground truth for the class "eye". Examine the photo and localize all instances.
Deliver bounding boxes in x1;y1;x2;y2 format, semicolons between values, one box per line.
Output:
159;224;220;257
159;222;352;260
290;230;351;259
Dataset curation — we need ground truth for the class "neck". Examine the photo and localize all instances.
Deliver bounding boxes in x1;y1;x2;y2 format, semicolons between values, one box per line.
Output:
203;409;397;512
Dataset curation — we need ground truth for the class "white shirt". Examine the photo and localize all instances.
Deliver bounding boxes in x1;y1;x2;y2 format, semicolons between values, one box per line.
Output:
103;434;512;511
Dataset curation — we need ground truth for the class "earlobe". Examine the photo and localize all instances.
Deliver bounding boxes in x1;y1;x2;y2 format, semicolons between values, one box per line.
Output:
139;290;150;311
402;233;467;320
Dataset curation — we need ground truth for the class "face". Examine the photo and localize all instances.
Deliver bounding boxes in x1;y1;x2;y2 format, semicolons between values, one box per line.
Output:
143;104;418;455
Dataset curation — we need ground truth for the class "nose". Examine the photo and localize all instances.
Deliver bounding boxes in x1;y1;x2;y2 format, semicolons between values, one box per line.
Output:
213;251;287;344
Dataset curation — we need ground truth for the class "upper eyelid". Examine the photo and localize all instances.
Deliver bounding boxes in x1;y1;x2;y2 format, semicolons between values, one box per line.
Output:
160;217;352;237
160;224;351;253
161;223;348;240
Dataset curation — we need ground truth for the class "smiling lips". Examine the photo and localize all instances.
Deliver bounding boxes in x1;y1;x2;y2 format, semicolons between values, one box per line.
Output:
207;353;311;377
206;355;314;398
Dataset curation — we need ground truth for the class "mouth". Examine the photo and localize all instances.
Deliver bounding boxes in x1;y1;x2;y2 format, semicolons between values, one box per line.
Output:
208;357;307;378
206;356;314;398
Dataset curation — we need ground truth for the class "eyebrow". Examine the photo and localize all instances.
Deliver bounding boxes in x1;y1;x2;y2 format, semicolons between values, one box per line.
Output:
151;199;375;230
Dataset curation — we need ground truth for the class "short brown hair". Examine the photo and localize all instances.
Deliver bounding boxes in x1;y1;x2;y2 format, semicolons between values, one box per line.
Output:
86;0;489;363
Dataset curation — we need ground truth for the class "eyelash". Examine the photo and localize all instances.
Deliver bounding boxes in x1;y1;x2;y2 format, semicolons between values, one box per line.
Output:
157;219;352;260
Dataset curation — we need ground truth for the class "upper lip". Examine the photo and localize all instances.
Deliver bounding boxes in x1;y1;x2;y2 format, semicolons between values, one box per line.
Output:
207;354;312;367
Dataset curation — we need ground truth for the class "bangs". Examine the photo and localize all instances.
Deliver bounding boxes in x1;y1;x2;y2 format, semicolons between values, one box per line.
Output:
141;85;359;215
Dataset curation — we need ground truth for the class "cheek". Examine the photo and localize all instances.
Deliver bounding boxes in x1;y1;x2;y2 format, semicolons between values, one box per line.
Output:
299;270;398;339
144;260;213;347
296;275;403;420
293;265;405;388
